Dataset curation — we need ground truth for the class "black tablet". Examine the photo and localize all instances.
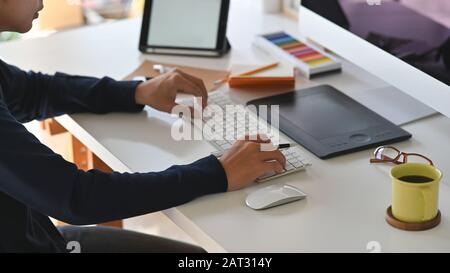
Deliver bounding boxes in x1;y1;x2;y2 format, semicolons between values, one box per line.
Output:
247;85;412;159
139;0;231;57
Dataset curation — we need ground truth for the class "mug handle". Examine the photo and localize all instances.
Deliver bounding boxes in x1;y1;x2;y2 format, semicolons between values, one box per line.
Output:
422;186;436;221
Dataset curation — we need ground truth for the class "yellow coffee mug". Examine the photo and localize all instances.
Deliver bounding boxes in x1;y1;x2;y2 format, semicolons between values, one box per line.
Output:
391;163;442;223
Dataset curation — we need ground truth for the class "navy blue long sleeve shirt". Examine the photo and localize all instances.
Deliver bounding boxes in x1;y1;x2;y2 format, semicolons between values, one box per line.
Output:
0;59;228;253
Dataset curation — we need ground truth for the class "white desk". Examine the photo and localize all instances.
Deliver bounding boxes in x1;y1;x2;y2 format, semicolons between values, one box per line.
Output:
2;0;450;252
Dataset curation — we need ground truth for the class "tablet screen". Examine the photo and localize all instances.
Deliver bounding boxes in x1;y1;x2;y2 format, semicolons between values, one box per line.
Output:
147;0;222;49
277;91;382;140
247;86;412;159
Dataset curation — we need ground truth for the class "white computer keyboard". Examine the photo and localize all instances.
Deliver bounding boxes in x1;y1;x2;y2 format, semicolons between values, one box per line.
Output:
194;91;311;183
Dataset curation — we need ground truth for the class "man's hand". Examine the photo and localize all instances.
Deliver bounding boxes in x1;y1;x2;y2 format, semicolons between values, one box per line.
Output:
219;135;286;192
134;69;208;113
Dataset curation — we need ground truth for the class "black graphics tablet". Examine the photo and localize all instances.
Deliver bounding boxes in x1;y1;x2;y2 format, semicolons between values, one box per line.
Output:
247;85;412;159
139;0;231;57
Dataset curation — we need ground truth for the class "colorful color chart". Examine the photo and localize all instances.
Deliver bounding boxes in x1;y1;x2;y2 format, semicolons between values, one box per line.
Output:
262;32;333;67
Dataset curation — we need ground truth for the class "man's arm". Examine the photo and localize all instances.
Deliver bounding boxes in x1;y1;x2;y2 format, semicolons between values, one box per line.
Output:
0;100;228;225
0;59;143;122
0;60;286;224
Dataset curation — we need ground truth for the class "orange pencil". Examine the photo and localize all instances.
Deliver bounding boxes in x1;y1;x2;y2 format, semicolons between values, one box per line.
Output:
239;62;279;76
214;62;280;86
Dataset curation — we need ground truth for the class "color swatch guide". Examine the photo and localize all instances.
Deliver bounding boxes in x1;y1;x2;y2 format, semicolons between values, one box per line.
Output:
253;31;341;78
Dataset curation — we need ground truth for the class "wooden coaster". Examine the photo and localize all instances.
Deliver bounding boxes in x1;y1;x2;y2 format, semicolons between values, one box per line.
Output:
386;206;441;231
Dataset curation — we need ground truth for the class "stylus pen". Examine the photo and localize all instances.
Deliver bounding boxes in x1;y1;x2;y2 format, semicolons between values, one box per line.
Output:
277;143;296;149
212;143;297;158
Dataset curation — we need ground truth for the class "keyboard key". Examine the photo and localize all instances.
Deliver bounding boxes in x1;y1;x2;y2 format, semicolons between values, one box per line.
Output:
222;143;232;150
292;161;304;168
257;171;277;181
205;91;311;182
285;164;295;171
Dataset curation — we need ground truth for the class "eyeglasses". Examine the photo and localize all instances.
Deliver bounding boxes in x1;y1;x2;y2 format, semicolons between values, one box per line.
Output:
370;146;434;166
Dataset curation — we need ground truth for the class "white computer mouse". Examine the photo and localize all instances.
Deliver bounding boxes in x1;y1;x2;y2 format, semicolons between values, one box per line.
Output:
246;184;307;210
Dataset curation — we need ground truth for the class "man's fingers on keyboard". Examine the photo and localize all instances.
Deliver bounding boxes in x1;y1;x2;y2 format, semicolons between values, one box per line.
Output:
173;74;201;95
172;74;207;106
243;141;261;152
241;134;271;143
259;150;286;167
175;69;208;102
264;161;285;174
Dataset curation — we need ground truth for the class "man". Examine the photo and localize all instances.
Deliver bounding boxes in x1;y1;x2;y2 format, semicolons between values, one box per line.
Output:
0;0;286;252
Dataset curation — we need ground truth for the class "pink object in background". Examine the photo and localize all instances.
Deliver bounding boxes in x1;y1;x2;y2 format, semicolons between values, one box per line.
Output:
401;0;450;27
